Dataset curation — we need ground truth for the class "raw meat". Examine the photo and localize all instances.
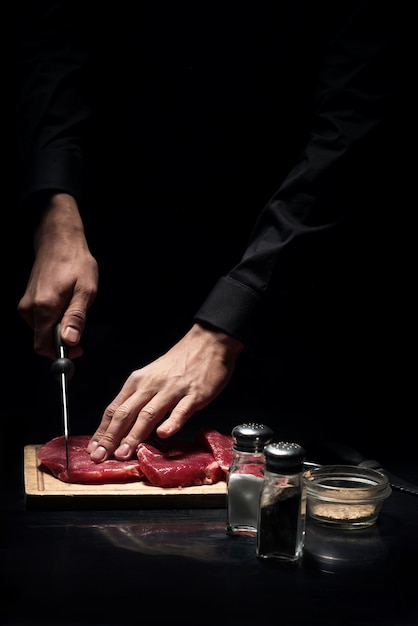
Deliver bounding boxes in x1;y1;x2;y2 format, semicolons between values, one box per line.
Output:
37;429;232;487
197;427;234;472
37;435;144;484
137;439;224;488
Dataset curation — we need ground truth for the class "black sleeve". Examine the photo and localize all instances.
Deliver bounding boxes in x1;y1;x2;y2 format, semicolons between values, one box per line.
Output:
194;2;408;350
16;0;90;210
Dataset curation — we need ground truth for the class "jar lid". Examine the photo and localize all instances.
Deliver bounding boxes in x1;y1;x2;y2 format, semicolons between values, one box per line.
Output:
264;441;306;472
231;423;274;453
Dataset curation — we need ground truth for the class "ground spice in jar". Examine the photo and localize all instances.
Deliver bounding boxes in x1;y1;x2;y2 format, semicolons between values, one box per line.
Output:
309;501;376;521
304;465;392;528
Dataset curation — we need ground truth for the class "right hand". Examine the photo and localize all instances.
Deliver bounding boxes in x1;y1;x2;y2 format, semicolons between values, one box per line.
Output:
17;193;99;360
87;322;245;462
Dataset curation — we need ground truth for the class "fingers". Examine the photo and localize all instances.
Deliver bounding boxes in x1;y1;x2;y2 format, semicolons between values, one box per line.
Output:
155;400;196;438
59;310;87;352
19;278;97;359
60;322;82;347
18;296;89;359
32;314;85;360
60;279;99;348
87;366;203;463
87;323;242;464
120;397;195;453
88;390;187;463
28;309;82;360
18;207;99;359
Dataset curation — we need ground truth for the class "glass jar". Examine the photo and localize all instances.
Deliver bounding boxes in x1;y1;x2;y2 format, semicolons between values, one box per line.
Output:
256;441;306;563
304;464;392;529
226;422;274;536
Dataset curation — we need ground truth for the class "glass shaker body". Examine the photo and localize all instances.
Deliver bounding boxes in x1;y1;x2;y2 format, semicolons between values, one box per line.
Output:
226;423;274;536
256;442;306;563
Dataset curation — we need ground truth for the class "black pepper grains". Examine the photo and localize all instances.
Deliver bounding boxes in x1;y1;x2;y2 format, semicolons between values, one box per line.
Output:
256;442;306;563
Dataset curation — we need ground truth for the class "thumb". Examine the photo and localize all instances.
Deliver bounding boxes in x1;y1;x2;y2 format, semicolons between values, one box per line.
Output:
61;322;82;346
60;310;86;347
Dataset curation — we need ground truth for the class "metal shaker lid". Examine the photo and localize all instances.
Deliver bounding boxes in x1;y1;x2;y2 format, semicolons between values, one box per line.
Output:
264;441;306;472
231;423;274;453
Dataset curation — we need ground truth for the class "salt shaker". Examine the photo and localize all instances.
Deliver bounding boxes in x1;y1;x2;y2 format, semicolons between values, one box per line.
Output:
256;441;306;563
226;422;274;536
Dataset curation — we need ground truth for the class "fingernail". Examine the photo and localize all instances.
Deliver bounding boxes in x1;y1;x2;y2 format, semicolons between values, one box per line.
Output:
115;443;131;459
91;446;107;462
63;326;80;344
87;440;98;453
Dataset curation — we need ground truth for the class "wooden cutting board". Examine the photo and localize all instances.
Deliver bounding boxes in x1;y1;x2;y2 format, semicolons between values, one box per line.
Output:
24;444;227;510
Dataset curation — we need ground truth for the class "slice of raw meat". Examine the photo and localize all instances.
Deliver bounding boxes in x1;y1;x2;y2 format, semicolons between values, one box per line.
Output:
197;427;234;472
37;435;144;484
136;439;224;488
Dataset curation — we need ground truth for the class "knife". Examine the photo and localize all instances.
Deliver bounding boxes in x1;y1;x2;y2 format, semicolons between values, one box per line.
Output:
51;323;75;472
310;441;418;497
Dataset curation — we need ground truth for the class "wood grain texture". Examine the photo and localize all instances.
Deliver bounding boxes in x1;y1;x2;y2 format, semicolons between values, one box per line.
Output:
24;445;227;509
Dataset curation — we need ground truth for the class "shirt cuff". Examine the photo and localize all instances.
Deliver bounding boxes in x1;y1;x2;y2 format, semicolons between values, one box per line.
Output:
19;149;85;208
193;276;265;350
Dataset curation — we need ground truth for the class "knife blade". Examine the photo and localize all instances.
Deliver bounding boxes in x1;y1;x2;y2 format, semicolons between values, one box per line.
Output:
51;323;74;472
310;441;418;497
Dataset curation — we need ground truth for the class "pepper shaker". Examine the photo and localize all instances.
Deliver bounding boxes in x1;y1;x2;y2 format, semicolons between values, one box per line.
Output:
226;423;274;536
256;441;306;563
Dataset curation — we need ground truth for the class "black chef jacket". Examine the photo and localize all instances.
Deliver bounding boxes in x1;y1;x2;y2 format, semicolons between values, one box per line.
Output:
15;1;408;355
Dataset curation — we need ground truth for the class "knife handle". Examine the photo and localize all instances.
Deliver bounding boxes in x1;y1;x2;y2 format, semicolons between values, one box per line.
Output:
51;323;75;381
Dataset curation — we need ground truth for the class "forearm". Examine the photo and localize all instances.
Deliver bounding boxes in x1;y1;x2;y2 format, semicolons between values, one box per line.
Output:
17;192;99;358
34;193;87;249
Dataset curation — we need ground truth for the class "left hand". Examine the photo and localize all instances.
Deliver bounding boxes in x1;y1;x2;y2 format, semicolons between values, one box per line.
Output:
87;322;245;462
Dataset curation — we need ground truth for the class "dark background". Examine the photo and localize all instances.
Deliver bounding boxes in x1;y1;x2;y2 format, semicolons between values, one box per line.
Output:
3;12;417;626
3;6;416;489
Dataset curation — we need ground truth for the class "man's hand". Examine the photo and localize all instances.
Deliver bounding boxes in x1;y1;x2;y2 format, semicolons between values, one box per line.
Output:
87;322;245;462
17;193;99;359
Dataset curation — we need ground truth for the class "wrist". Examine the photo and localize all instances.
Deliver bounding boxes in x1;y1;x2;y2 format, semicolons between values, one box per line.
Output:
35;193;85;242
192;321;245;357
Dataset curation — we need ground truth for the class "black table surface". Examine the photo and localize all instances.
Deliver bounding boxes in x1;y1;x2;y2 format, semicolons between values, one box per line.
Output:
2;464;418;626
3;314;418;625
